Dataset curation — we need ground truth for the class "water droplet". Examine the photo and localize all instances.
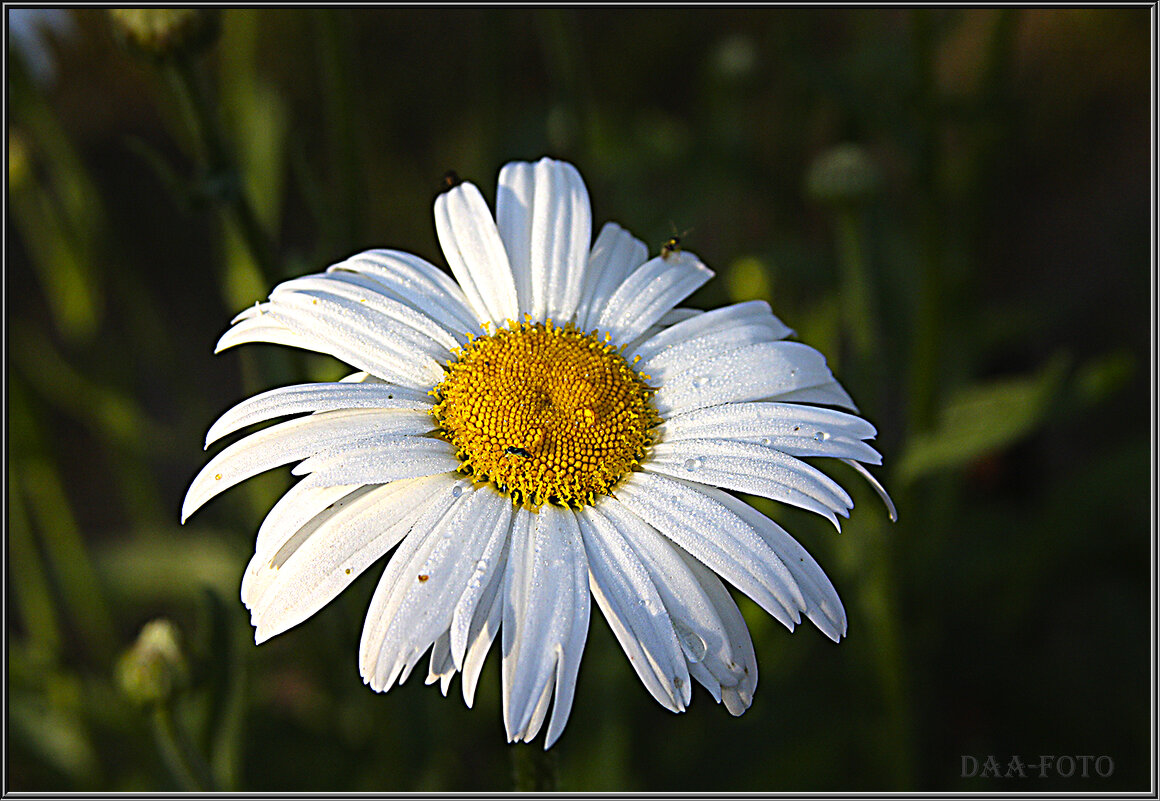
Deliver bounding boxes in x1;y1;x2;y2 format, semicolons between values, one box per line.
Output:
690;375;709;389
475;559;488;571
675;625;707;663
813;431;830;442
760;437;772;446
451;485;463;498
683;457;702;471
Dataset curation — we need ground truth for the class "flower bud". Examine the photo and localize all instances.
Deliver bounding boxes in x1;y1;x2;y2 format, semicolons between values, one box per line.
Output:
805;143;882;206
116;619;189;706
108;9;220;61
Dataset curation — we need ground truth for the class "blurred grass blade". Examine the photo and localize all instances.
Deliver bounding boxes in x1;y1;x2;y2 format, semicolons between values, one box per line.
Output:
8;55;107;344
8;472;63;661
8;130;103;343
9;688;100;784
198;588;247;791
95;530;243;604
11;328;169;454
314;8;364;253
21;459;117;661
895;354;1070;485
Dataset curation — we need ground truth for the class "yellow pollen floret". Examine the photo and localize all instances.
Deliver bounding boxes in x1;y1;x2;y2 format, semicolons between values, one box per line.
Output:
432;320;660;508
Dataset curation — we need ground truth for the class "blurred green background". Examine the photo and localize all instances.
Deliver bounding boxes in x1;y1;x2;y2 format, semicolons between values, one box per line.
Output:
7;7;1152;792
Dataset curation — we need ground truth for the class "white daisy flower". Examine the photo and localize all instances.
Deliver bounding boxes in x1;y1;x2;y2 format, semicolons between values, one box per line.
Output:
183;157;894;749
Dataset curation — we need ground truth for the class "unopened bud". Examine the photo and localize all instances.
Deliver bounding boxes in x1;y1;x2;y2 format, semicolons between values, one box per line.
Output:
116;619;189;705
108;9;220;61
805;144;882;206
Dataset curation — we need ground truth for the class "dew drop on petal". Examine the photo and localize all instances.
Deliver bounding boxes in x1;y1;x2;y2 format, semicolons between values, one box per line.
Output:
683;457;702;472
814;431;830;442
760;437;772;446
451;485;463;498
674;622;707;663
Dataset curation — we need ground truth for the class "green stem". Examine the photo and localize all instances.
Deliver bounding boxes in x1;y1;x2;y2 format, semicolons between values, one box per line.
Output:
164;56;276;283
151;704;218;792
7;472;62;661
835;206;885;411
315;9;362;252
512;744;559;791
21;459;117;662
907;9;943;436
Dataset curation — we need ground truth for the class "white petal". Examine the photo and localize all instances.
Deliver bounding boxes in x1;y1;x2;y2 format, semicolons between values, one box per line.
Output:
613;471;806;629
575;505;691;712
646;438;854;528
255;292;447;386
576;222;649;332
434;180;518;326
595;497;756;711
502;506;590;748
214;315;315;354
362;486;509;686
449;496;514;669
251;480;359;563
841;458;898;522
291;434;460;487
675;550;758;715
496;158;591;323
182;409;426;522
622;307;703;354
768;382;857;410
249;475;453;642
425;630;456;696
495;161;535;312
632;300;793;363
593;252;713;345
241;481;366;609
638;323;787;383
271;272;461;351
693;483;847;641
358;476;476;689
652;341;854;417
332;249;479;337
205;382;433;447
359;484;515;696
657;401;879;463
461;557;505;709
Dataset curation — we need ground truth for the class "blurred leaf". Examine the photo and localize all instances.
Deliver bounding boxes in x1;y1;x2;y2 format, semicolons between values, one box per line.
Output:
20;458;117;661
122;134;199;214
8;131;103;342
9;689;101;785
895;354;1069;484
95;530;244;604
8;55;107;343
1071;348;1134;408
11;327;170;453
194;588;247;791
217;9;289;233
8;472;63;661
9;642;101;786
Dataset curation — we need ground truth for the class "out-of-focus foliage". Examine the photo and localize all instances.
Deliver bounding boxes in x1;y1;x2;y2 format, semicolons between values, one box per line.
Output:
6;8;1151;792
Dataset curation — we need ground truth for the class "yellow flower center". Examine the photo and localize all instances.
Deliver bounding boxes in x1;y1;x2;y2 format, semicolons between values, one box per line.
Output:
432;320;659;508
